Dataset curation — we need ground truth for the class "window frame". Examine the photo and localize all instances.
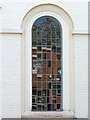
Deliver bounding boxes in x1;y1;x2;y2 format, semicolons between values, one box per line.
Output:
21;4;74;118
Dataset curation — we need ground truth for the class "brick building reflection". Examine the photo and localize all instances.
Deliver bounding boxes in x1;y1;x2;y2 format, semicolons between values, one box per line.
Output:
32;46;62;111
32;16;62;111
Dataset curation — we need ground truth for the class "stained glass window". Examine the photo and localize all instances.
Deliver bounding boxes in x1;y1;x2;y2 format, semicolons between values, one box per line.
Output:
32;16;62;111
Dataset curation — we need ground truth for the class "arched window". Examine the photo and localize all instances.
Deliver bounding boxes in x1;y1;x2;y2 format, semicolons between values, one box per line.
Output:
32;16;63;111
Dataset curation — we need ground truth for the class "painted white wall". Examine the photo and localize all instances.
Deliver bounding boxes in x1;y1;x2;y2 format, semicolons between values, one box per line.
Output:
0;0;89;3
2;34;21;118
74;35;88;118
0;1;88;118
0;35;2;120
0;2;88;32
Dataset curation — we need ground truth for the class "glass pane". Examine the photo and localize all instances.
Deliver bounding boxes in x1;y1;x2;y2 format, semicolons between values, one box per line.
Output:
32;16;62;111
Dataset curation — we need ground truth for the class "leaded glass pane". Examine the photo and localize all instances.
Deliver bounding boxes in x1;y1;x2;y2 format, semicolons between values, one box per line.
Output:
32;16;62;111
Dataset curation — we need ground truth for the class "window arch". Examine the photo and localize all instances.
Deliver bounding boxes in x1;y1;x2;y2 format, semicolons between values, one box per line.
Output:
32;16;62;111
21;4;74;117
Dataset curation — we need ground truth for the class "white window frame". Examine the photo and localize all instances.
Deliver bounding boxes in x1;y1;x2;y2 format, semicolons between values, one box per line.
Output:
21;4;74;118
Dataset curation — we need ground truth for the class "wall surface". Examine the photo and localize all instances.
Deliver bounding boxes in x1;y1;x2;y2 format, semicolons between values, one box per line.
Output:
0;1;88;119
74;35;88;118
0;2;88;32
0;34;2;120
2;34;21;118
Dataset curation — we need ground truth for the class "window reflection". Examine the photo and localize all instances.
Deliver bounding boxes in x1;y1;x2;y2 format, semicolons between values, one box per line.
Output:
32;16;62;111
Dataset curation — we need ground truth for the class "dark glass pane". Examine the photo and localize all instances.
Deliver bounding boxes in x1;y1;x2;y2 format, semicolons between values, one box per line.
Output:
48;61;51;67
43;53;46;59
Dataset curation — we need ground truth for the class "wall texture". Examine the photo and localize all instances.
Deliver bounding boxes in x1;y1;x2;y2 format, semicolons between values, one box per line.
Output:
0;1;88;119
74;35;88;118
2;34;21;118
0;34;2;120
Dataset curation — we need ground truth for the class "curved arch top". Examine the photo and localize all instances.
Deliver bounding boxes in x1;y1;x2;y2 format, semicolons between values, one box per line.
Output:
21;3;74;30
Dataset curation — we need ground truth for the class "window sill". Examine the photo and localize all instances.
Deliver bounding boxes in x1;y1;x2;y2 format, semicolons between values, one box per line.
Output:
22;110;75;118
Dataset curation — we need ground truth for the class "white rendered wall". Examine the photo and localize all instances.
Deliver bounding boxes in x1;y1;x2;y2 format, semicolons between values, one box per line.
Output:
0;35;2;120
74;35;88;118
2;34;21;118
0;1;88;118
0;2;88;32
